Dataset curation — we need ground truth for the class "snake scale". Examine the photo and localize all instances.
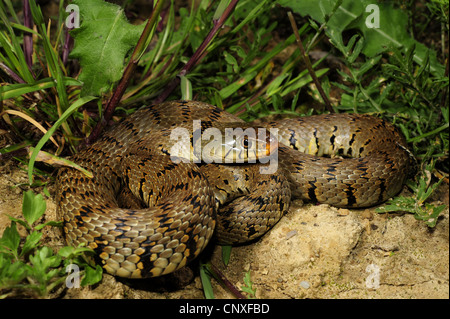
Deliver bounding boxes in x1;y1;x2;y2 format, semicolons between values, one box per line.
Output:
55;100;413;278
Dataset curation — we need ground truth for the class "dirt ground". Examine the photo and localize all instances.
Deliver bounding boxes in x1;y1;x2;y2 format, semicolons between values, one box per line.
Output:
0;159;448;299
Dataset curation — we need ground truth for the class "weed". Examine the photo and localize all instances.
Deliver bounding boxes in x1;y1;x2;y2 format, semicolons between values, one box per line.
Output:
377;162;446;227
241;270;257;298
0;190;102;298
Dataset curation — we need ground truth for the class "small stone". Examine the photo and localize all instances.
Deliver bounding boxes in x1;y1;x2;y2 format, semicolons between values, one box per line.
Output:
300;281;310;289
286;230;298;240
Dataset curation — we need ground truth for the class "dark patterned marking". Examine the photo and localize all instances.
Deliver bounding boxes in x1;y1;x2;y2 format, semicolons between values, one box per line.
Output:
123;121;134;131
174;182;188;191
187;169;202;179
163;163;177;171
349;133;356;146
248;195;267;206
330;134;336;146
307;181;318;202
313;128;319;151
288;129;298;150
209;108;223;121
138;177;146;201
378;179;387;203
201;120;213;130
245;224;260;240
344;184;357;207
79;205;94;214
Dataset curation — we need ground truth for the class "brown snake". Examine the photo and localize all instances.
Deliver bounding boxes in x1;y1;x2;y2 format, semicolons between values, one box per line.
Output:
55;100;414;278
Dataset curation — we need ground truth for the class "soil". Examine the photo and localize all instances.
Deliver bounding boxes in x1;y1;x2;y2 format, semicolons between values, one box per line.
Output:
0;159;448;299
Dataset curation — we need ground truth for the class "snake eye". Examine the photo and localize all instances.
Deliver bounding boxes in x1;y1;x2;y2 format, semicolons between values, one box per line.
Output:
242;137;252;149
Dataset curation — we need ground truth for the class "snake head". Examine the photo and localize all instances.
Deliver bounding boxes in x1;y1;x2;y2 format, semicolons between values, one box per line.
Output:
198;123;278;164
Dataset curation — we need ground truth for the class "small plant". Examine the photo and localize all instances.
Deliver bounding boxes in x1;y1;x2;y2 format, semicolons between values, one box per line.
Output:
0;190;102;298
241;270;257;298
199;262;257;299
376;162;446;228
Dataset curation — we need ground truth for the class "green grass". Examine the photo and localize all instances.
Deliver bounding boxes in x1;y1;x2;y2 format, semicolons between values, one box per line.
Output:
0;0;448;298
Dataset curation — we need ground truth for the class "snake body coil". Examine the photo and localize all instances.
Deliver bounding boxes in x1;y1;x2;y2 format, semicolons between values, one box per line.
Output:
55;100;413;278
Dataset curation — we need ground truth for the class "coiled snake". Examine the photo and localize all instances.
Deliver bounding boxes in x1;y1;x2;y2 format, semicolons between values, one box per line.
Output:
55;100;413;278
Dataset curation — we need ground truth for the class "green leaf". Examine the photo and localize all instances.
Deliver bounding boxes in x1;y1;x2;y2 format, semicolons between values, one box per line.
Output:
241;270;256;298
375;196;417;214
180;75;192;100
0;77;82;100
0;256;30;290
6;215;29;231
20;231;43;257
34;220;63;231
22;191;46;228
214;0;232;21
200;264;215;299
355;55;382;78
221;245;232;266
69;0;146;96
81;265;103;286
223;50;239;73
29;246;62;274
0;222;20;256
57;246;76;259
57;244;93;259
420;204;446;227
266;73;290;97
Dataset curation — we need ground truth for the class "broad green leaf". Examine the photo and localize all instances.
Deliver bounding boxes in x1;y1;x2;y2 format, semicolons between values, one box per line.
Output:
22;190;47;227
81;265;103;286
69;0;146;96
57;246;76;258
0;222;20;255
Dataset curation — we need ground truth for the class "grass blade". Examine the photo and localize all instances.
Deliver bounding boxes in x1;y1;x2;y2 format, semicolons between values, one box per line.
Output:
27;96;97;184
